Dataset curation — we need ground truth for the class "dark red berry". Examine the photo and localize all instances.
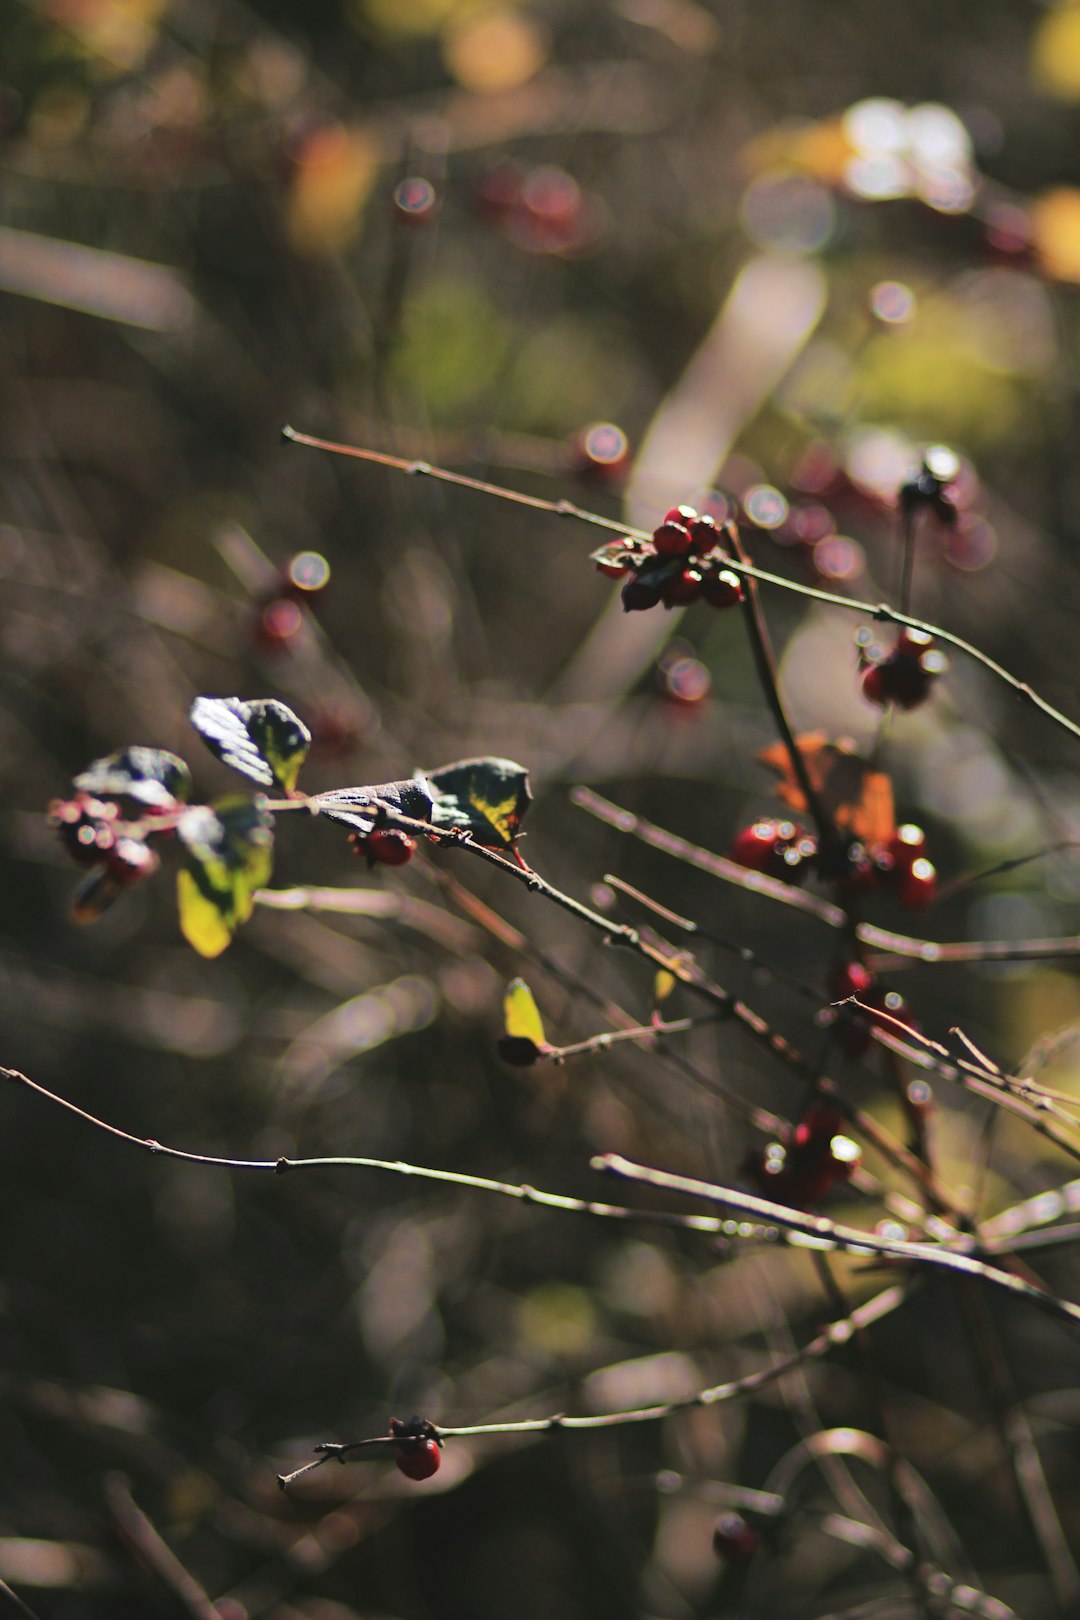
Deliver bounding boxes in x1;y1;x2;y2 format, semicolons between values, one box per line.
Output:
663;504;698;528
729;820;816;884
701;567;744;609
743;1104;860;1207
350;829;416;868
389;1416;442;1482
652;520;694;557
687;513;723;554
712;1512;761;1561
662;567;703;607
50;794;120;867
895;855;937;909
107;838;161;887
862;630;945;711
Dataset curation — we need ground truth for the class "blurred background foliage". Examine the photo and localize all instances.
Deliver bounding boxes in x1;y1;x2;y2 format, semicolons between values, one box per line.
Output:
9;0;1080;1615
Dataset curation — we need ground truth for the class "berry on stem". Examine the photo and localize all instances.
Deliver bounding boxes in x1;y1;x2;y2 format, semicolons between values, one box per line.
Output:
742;1104;860;1207
389;1415;442;1481
349;829;416;868
861;629;946;711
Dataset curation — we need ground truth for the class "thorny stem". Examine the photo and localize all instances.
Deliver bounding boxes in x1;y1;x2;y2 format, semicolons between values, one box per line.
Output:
276;1282;911;1489
282;424;1080;750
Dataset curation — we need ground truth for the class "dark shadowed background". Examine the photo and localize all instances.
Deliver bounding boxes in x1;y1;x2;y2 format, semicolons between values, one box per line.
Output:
6;1;1080;1615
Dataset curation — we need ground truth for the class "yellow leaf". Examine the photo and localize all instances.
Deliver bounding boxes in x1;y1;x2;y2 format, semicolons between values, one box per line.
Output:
286;124;380;256
654;969;676;1004
1032;3;1080;99
177;869;232;958
504;978;546;1046
1032;188;1080;283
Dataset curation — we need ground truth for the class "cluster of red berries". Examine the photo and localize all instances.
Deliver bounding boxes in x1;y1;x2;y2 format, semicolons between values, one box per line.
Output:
592;506;746;614
253;550;331;656
389;1415;442;1481
859;627;947;710
743;1104;861;1208
348;828;417;868
729;818;938;908
825;960;919;1060
49;793;162;919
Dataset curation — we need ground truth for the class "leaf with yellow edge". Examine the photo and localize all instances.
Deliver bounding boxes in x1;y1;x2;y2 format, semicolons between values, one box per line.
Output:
427;756;532;850
176;797;274;958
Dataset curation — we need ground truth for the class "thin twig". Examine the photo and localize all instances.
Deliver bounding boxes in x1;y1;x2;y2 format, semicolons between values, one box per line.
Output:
0;1579;44;1620
593;1154;1080;1327
276;1283;910;1488
105;1472;223;1620
283;425;1080;749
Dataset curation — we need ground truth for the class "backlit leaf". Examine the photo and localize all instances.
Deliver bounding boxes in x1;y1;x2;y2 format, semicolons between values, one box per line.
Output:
759;734;896;846
654;969;676;1004
176;797;274;957
427;757;532;849
316;777;436;837
74;746;191;809
190;696;311;794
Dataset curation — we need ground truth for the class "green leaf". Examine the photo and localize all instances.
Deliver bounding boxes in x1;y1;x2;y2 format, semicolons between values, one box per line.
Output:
504;978;547;1046
175;797;274;957
189;697;311;794
74;747;192;809
426;757;532;849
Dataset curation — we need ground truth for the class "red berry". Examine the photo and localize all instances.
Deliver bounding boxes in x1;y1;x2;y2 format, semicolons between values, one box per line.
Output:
687;513;723;554
662;567;703;607
350;829;416;868
827;960;874;1002
652;520;694;557
862;631;945;711
663;504;698;527
729;820;816;884
50;794;120;867
701;568;744;609
895;855;937;910
743;1105;860;1207
595;557;631;579
712;1512;761;1561
107;838;161;887
255;597;303;654
389;1416;442;1481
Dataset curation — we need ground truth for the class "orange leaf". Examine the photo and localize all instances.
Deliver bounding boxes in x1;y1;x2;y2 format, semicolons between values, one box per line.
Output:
758;735;896;845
